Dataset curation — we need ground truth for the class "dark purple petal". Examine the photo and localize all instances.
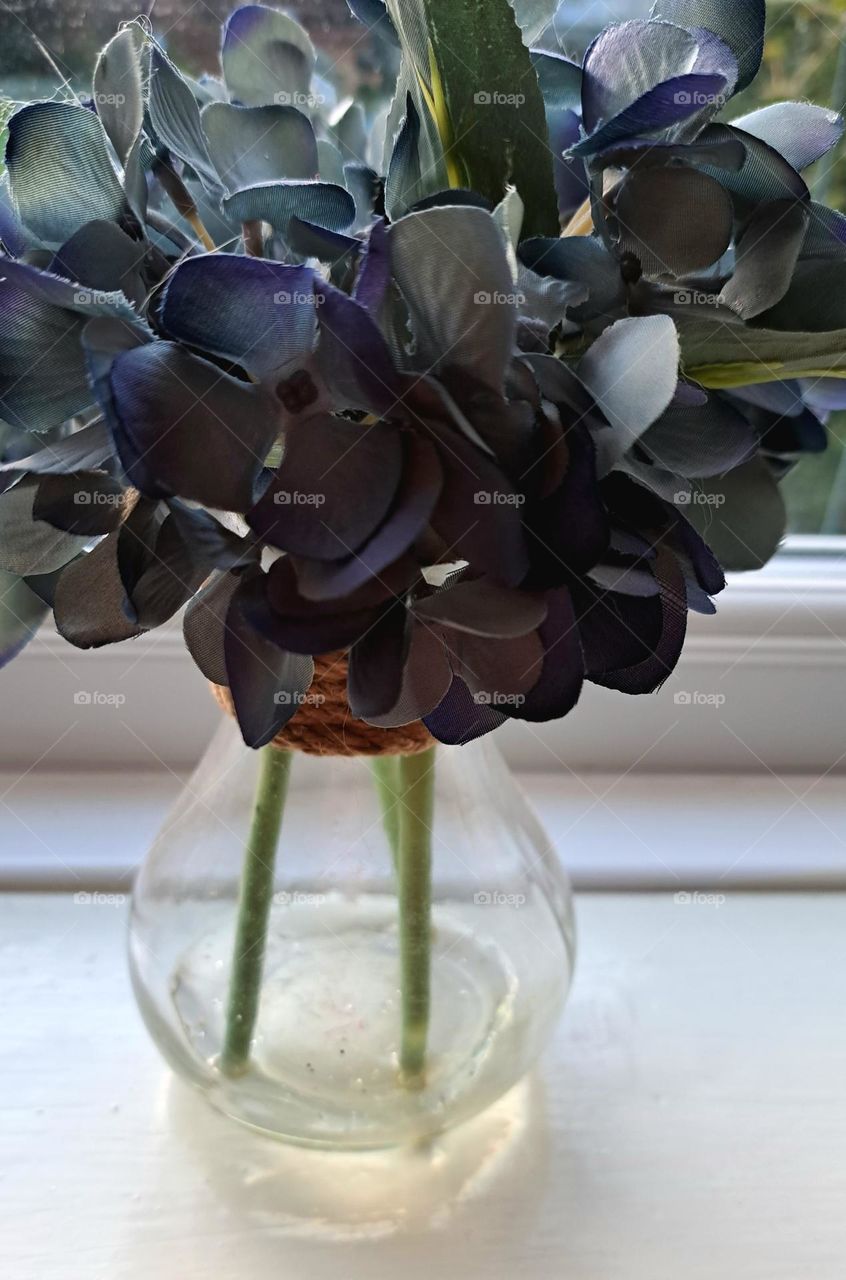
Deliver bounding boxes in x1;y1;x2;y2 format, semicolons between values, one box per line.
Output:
347;598;409;718
364;622;453;728
294;431;442;600
404;379;529;585
502;586;584;722
286;216;359;265
353;218;391;317
107;342;277;511
423;675;506;745
413;578;546;637
248;413;403;559
257;556;385;654
33;473;125;536
446;630;545;706
547;107;588;220
577;545;687;693
588;562;660;597
183;569;241;686
53;531;145;647
573;74;728;157
613;166;733;276
224;572;315;749
314;282;403;416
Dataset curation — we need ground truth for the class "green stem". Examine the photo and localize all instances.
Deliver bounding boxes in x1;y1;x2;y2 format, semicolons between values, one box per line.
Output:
371;756;401;866
396;747;436;1084
220;746;292;1077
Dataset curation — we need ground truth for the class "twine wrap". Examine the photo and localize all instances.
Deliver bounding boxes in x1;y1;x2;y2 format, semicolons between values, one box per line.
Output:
211;652;434;757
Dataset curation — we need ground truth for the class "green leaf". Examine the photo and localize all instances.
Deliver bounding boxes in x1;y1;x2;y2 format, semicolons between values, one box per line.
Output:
686;458;786;571
671;304;846;387
385;0;558;235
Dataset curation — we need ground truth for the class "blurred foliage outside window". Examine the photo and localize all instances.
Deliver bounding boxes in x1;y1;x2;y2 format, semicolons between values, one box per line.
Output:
1;0;846;536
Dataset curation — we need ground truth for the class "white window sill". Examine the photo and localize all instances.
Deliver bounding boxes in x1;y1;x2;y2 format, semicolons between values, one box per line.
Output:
2;889;844;1279
2;768;845;889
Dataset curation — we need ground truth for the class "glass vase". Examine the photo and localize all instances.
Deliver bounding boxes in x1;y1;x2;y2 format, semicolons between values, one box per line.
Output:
129;717;575;1149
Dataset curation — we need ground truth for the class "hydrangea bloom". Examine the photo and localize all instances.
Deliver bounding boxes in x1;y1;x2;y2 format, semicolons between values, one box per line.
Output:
0;0;842;747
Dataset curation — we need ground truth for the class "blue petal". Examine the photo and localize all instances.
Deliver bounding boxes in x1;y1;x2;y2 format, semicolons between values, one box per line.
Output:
732;102;844;172
0;569;48;669
147;46;219;191
200;101;318;191
572;73;728;157
651;0;765;92
581;21;723;131
161;253;319;383
49;220;150;308
0;259;137;432
222;179;356;237
530;50;582;111
6;102;129;247
222;5;315;108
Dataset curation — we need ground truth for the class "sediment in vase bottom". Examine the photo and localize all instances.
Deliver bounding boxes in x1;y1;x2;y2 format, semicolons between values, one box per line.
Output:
168;892;569;1148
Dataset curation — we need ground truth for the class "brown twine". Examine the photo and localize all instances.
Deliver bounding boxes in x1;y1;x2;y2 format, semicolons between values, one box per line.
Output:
210;651;434;757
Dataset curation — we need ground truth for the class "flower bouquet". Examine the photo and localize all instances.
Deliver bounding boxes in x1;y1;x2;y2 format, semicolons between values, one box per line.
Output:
1;0;844;1146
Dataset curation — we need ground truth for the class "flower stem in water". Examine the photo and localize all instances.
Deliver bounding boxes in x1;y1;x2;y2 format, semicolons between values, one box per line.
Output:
396;747;436;1085
371;755;401;866
220;746;292;1077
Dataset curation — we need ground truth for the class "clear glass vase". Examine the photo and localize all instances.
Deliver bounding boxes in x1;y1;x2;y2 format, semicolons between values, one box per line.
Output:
129;718;575;1149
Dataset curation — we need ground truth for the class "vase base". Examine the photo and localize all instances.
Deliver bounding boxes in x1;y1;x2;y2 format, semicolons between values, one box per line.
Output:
164;890;567;1148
